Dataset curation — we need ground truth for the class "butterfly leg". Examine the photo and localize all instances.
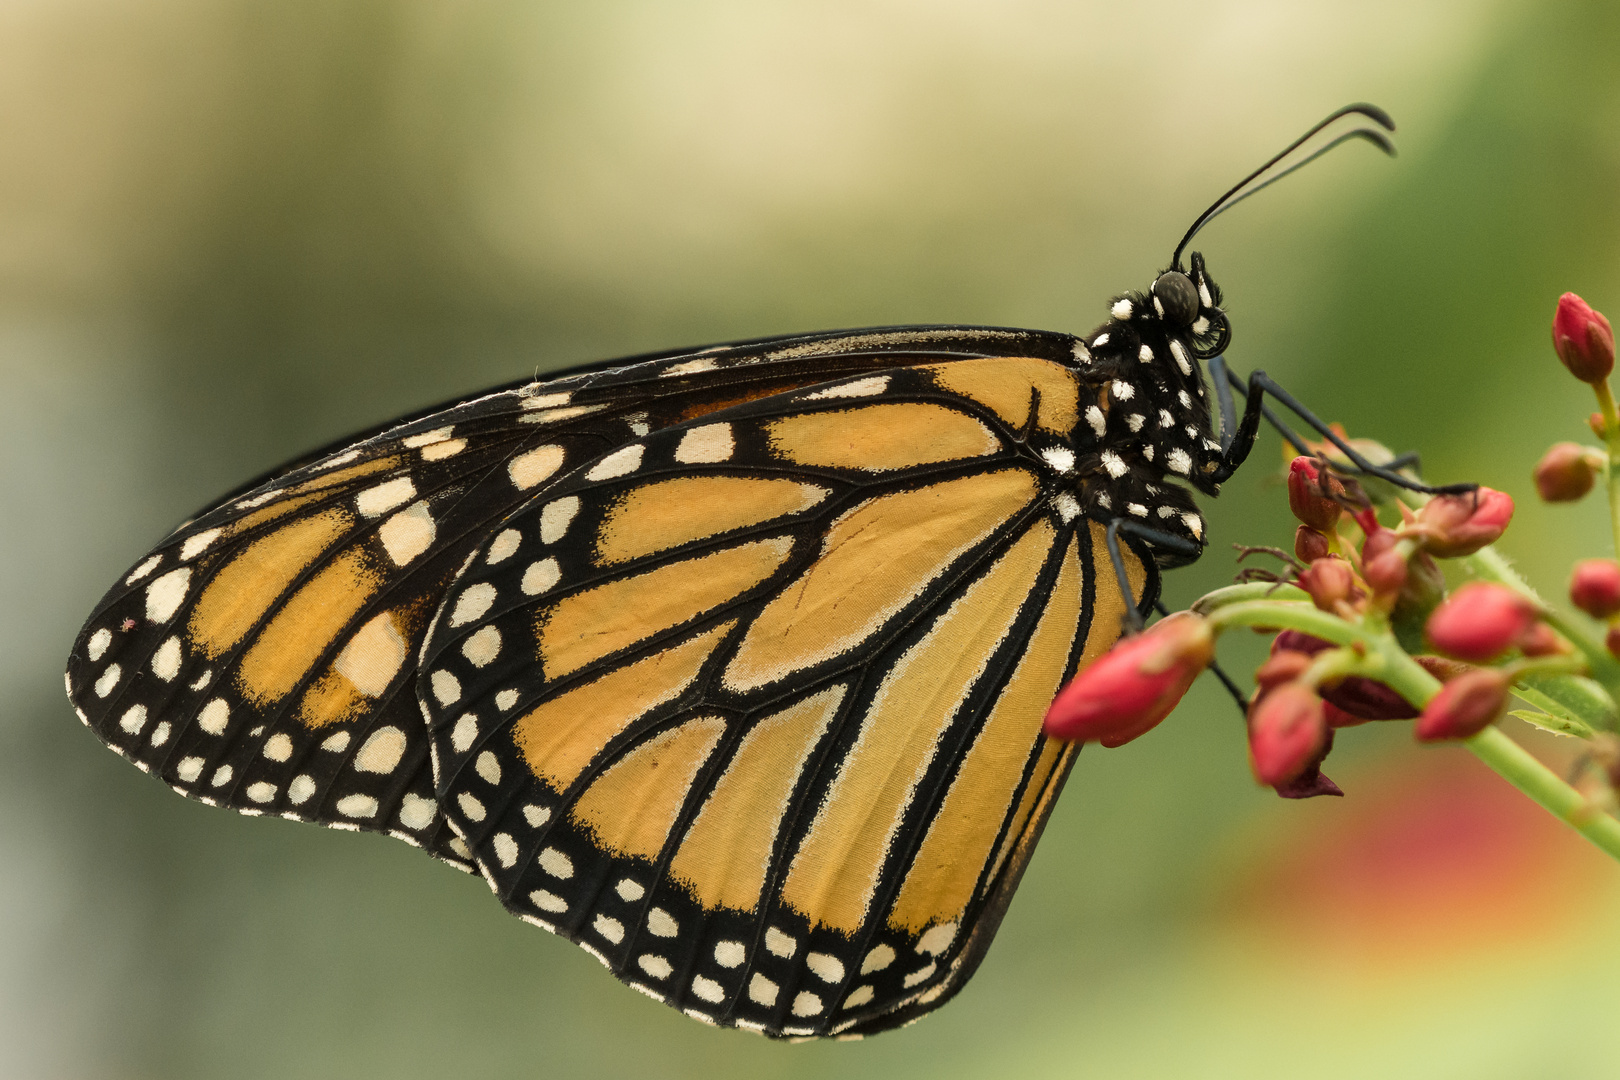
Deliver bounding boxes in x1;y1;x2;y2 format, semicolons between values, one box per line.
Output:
1205;356;1474;496
1104;518;1200;634
1150;599;1251;717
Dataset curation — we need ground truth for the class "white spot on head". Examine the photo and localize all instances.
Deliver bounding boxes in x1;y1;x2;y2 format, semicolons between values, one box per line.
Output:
356;478;416;518
508;445;566;490
176;756;204;783
1127;502;1148;517
843;985;875;1009
1093;332;1110;348
145;569;192;623
1168;448;1192;475
647;908;678;937
1197;277;1214;308
538;847;573;878
540;497;580;544
379;502;436;566
1099;450;1128;478
1110;380;1134;401
456;791;486;822
1127;413;1145;432
118;704;147;735
94;664;121;698
807;375;888;400
1072;341;1092;363
462;625;502;668
1159;409;1175;428
1169;339;1192;375
522;804;551;828
210;765;233;787
1111;298;1133;320
1085;405;1106;438
638;955;672;979
1178;390;1192;408
674;423;734;464
585;444;644;482
263;733;293;761
1157;505;1178;519
748;973;779;1006
451;714;478;753
807;952;846;982
320;730;350;752
180;529;222;561
1152;295;1165;317
1040;447;1076;473
1138;344;1154;363
475;750;501;784
691;976;725;1004
766;927;797;958
616;878;644;902
1142;445;1155;462
338;794;380;819
487;529;521;565
448;583;496;627
530;889;567;913
354;726;407;774
399;793;435;829
87;628;113;662
917;922;958;955
430;670;462;706
492;832;519;868
521;558;561;596
714;941;745;968
125;555;162;585
246;782;276;804
791;991;823;1017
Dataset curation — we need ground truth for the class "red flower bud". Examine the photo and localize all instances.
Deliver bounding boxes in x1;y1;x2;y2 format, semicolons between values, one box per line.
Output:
1321;676;1419;721
1415;668;1510;742
1255;650;1313;693
1296;557;1358;613
1425;583;1539;661
1415;654;1472;683
1294;525;1330;564
1272;630;1332;656
1287;457;1344;532
1247;683;1329;786
1414;488;1514;558
1516;622;1567;657
1609;624;1620;661
1534;442;1598;503
1571;558;1620;619
1361;527;1409;597
1591;412;1609;439
1044;612;1213;746
1323;700;1367;728
1552;292;1615;383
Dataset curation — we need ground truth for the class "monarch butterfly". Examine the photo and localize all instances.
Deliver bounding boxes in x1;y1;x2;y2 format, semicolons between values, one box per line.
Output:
63;105;1448;1040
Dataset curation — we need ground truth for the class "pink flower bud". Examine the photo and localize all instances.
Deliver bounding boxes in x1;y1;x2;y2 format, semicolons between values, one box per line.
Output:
1287;457;1344;532
1247;683;1329;786
1254;649;1313;693
1592;412;1609;439
1425;583;1539;661
1534;442;1598;503
1361;527;1409;597
1297;557;1358;613
1517;622;1567;657
1044;612;1213;747
1294;525;1330;564
1609;625;1620;661
1415;668;1510;741
1571;558;1620;619
1552;292;1615;383
1415;488;1514;558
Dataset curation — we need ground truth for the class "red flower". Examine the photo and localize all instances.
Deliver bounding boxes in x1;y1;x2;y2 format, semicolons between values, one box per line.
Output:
1287;457;1344;532
1248;682;1329;786
1534;442;1598;503
1296;557;1358;613
1552;292;1615;384
1570;558;1620;620
1425;583;1539;661
1415;668;1510;741
1414;488;1514;558
1044;612;1213;746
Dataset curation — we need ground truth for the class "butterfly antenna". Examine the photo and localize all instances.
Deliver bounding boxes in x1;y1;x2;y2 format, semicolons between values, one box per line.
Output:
1170;103;1396;270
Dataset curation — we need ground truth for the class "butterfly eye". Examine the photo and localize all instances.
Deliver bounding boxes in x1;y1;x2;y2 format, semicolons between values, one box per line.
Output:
1152;271;1200;326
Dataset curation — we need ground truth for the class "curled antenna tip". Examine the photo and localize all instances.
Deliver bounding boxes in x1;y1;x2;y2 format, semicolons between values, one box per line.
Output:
1342;102;1397;132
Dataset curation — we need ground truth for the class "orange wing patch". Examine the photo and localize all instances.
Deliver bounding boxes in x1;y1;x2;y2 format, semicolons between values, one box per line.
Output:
571;715;728;859
764;403;999;472
595;477;827;565
924;357;1080;435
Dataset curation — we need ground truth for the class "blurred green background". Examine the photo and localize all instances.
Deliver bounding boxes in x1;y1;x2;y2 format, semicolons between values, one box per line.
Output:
5;1;1620;1077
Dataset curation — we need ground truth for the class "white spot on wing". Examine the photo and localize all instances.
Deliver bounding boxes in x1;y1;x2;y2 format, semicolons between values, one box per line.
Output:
714;941;745;967
263;733;293;761
807;952;846;982
492;833;518;868
93;664;121;698
538;847;573;878
379;502;436;566
151;636;182;681
245;782;276;804
456;792;486;822
674;423;734;464
449;583;496;627
585;444;644;481
462;626;502;668
180;528;222;560
451;714;478;753
508;445;566;490
638;955;672;979
145;568;192;623
356;477;415;518
748;973;779;1006
791;991;823;1017
616;878;644;902
475;750;501;784
402;427;453;448
765;927;796;958
320;730;350;752
530;890;567;913
353;726;407;774
399;794;435;829
198;699;230;735
337;794;379;818
87;628;112;661
691;976;725;1003
917;921;958;955
430;670;461;705
647;908;678;937
540;497;580;543
486;529;521;565
125;554;162;585
807;375;888;400
118;704;147;734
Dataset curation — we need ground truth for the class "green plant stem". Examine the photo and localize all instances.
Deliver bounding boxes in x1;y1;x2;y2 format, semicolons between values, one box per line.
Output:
1465;725;1620;860
1596;379;1620;560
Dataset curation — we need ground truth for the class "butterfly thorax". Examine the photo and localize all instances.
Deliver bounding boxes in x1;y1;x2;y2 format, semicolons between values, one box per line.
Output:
1068;252;1229;567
